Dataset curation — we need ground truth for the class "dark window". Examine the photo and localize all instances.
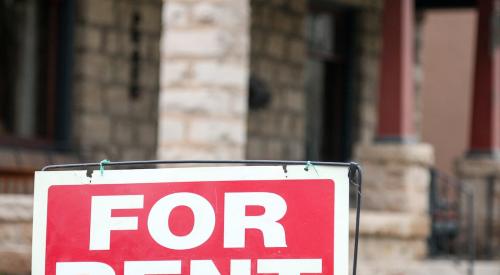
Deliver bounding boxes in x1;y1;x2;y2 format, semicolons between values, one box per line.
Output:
0;0;73;149
305;5;357;162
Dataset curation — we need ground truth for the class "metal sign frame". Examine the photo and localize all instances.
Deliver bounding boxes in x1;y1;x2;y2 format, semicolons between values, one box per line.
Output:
42;160;362;275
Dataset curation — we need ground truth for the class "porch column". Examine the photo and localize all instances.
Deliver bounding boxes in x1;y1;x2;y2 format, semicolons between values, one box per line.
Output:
354;0;435;265
469;0;500;155
457;0;500;256
376;0;415;142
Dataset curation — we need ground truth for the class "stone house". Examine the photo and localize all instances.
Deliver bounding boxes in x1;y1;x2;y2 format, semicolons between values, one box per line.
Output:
0;0;499;274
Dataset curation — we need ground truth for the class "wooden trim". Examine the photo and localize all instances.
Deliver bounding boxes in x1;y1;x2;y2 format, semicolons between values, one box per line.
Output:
310;0;476;11
45;0;61;141
0;168;34;176
308;0;357;12
416;0;476;9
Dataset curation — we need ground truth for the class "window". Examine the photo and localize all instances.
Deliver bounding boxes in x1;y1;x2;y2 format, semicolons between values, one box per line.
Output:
0;0;73;149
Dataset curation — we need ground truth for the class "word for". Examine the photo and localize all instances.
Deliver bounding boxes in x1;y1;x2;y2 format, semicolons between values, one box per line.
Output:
57;192;323;275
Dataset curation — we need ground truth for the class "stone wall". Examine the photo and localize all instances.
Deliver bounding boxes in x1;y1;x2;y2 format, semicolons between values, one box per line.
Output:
73;0;161;161
157;0;249;160
156;0;385;161
246;0;307;160
347;0;383;145
0;195;32;274
246;0;384;160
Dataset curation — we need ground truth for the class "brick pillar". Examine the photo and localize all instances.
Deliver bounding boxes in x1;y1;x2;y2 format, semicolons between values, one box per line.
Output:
158;0;249;160
354;0;435;265
457;0;500;255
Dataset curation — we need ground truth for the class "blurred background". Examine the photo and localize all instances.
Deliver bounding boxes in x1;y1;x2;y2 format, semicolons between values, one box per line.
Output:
0;0;499;274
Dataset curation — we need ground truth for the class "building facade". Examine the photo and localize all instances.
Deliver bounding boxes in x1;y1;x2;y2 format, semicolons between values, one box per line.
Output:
0;0;499;274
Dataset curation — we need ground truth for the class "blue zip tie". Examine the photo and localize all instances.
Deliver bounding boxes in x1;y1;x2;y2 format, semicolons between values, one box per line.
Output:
99;159;110;176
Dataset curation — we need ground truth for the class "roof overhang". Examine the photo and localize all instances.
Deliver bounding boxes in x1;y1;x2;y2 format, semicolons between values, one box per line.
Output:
416;0;476;9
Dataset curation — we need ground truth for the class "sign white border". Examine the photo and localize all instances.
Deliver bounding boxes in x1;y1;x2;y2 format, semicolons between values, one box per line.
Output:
33;165;349;275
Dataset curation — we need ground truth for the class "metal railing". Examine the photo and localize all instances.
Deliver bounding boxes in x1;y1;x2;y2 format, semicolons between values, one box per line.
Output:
484;175;498;259
428;168;474;275
0;168;34;194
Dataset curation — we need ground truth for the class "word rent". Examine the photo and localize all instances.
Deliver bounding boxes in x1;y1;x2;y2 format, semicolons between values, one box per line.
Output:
57;192;323;275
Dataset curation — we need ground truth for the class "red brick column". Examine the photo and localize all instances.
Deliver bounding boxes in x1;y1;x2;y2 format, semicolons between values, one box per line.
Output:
469;0;500;154
376;0;415;142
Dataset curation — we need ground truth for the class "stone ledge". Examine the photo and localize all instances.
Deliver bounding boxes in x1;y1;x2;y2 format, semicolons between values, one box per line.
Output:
0;195;33;222
456;156;500;178
0;223;32;246
356;260;500;275
355;143;434;166
0;244;31;274
349;210;429;240
353;237;427;261
0;148;79;171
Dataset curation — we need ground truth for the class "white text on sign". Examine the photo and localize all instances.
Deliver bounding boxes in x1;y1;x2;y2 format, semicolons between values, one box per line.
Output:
56;192;323;275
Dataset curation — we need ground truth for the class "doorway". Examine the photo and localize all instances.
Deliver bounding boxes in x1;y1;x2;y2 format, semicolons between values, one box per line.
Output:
305;4;356;162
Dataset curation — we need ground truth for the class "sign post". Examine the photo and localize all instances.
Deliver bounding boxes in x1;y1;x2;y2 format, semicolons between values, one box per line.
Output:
33;161;361;275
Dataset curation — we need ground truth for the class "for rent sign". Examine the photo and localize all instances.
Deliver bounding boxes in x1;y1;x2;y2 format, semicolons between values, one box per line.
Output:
33;165;349;275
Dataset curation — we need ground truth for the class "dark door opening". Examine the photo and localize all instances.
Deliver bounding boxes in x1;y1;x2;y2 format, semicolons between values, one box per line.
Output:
305;4;356;162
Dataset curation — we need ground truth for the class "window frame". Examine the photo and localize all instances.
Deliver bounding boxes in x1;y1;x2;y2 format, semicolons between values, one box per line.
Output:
0;0;74;151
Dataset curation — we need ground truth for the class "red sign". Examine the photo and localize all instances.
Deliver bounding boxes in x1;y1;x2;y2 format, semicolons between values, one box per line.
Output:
46;179;335;275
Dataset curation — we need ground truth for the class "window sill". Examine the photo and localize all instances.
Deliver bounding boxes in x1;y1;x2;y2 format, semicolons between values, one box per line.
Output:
0;147;79;171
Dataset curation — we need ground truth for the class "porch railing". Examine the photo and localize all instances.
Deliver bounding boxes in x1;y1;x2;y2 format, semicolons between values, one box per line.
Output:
0;168;34;194
484;175;498;259
428;168;474;275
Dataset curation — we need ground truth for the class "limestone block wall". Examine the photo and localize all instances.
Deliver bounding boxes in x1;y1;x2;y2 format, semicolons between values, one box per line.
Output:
348;0;384;146
73;0;161;161
354;144;434;262
0;195;32;274
158;0;249;160
246;0;386;160
246;0;307;160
